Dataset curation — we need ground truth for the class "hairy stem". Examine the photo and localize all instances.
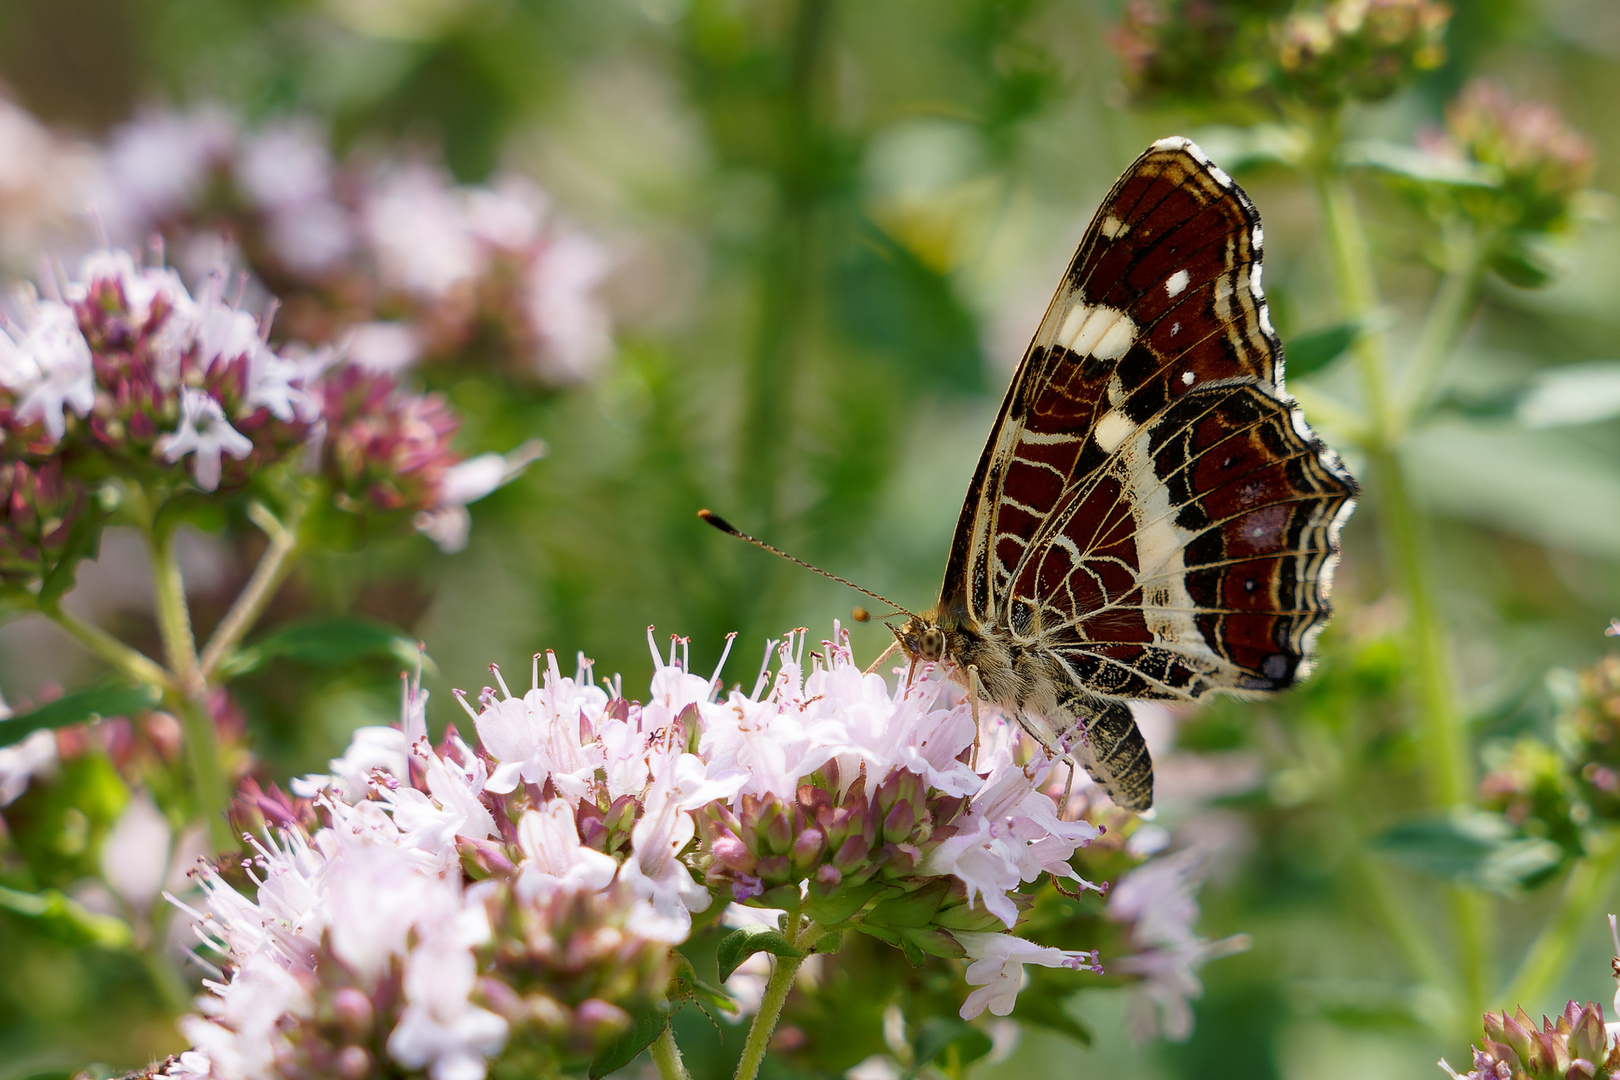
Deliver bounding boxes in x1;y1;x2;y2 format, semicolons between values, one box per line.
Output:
734;917;819;1080
650;1024;692;1080
1500;827;1620;1012
150;526;233;849
199;501;304;680
39;602;174;692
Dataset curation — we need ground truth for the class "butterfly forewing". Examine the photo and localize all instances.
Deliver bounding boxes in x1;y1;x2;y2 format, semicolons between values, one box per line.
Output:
939;137;1357;807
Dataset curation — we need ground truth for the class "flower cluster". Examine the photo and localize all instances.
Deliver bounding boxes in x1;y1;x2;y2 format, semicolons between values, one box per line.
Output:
155;626;1117;1079
1110;0;1451;111
1479;653;1620;871
92;108;612;388
0;247;534;572
1431;79;1597;237
1108;847;1251;1041
1274;0;1451;107
1441;1003;1620;1080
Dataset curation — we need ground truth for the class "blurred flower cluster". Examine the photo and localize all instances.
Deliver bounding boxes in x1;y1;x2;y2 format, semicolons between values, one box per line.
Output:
1110;0;1451;112
89;108;612;388
1479;653;1620;867
0;98;613;390
135;626;1250;1079
0;246;536;569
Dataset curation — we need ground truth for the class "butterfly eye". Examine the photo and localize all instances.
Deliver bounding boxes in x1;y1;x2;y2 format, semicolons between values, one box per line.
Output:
920;627;946;660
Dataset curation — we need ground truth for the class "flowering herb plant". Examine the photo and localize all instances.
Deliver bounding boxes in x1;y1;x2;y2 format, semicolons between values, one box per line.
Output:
139;626;1237;1080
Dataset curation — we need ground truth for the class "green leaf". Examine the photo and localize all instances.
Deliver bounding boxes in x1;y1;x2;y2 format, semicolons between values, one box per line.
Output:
1011;987;1093;1046
37;500;109;605
588;1004;669;1079
218;616;426;679
1342;139;1500;188
717;923;803;982
1515;361;1620;429
0;884;133;948
0;682;162;748
1285;322;1360;380
1373;813;1564;893
865;879;949;929
805;880;892;927
1185;123;1309;171
909;1016;993;1075
1489;234;1561;288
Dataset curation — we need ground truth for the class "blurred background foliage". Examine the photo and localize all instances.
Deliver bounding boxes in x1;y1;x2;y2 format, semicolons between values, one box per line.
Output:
2;0;1620;1078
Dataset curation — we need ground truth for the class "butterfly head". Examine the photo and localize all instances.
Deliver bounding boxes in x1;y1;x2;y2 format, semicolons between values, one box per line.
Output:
892;613;948;664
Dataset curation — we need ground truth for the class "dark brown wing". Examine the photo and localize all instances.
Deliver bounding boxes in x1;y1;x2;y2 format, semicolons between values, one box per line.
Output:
942;137;1357;703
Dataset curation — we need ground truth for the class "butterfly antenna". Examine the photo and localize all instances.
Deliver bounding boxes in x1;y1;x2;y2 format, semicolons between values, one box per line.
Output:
698;509;915;620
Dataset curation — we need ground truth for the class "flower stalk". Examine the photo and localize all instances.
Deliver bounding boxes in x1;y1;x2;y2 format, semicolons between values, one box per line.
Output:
198;499;305;680
734;916;820;1080
149;523;232;848
650;1025;693;1080
39;601;174;692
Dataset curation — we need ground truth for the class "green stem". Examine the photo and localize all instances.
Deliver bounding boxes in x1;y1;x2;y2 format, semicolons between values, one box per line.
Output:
1315;153;1490;1020
198;501;304;681
1400;218;1487;433
1316;167;1395;444
650;1024;692;1080
1500;827;1620;1012
150;526;233;850
39;602;174;692
734;918;819;1080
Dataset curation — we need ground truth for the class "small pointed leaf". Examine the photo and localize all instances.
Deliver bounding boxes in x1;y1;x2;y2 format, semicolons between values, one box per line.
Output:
716;924;803;982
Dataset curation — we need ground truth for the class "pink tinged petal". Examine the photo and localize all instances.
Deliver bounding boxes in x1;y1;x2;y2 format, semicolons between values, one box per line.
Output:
156;388;253;491
102;790;173;910
515;801;618;903
956;932;1096;1020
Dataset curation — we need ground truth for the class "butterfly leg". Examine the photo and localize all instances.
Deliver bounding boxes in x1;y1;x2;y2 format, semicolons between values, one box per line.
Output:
1058;758;1077;820
863;640;901;676
965;664;984;770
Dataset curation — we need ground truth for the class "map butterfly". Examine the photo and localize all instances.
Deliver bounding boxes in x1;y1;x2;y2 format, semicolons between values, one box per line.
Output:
888;137;1359;811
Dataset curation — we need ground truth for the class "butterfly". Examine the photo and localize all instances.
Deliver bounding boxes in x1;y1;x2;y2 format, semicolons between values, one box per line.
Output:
886;137;1359;812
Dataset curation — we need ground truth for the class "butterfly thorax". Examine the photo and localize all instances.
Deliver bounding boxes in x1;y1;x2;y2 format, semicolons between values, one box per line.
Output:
895;599;1069;733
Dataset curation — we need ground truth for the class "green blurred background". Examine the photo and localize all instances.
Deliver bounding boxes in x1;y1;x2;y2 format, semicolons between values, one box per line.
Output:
2;0;1620;1077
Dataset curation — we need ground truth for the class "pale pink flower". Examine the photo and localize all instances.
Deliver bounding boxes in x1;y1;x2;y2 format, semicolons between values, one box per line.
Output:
514;799;618;904
0;728;57;806
386;881;506;1080
523;229;612;382
101;790;173;911
156;387;254;491
0;296;94;439
475;649;607;800
413;440;547;553
1109;847;1250;1042
363;164;483;299
620;770;712;942
956;931;1100;1020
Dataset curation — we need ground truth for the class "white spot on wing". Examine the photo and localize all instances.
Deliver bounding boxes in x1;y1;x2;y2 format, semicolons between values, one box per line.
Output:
1101;215;1127;239
1058;303;1137;361
1093;409;1134;453
1181;371;1195;385
1165;269;1190;298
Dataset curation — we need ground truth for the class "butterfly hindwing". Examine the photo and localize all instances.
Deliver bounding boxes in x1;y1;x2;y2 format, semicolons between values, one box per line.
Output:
944;138;1357;708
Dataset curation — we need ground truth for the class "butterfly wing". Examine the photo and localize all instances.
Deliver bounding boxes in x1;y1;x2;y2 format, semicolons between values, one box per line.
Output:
943;137;1357;706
